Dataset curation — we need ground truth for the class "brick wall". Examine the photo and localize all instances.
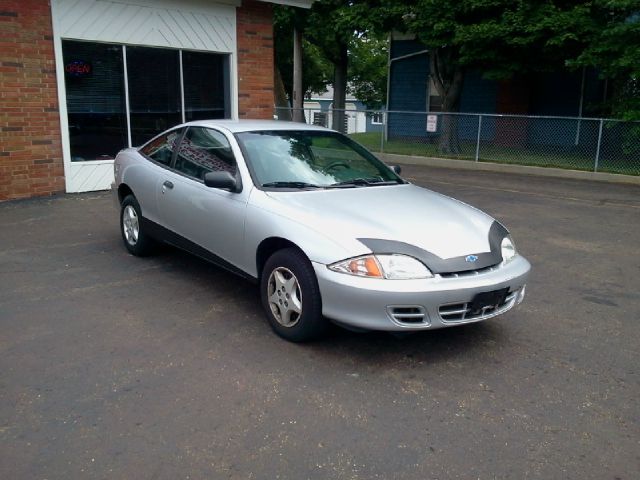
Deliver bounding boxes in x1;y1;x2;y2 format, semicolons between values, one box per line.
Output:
236;0;274;119
0;0;64;201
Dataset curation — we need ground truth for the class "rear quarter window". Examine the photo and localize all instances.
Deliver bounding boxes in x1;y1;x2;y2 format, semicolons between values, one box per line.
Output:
139;129;182;166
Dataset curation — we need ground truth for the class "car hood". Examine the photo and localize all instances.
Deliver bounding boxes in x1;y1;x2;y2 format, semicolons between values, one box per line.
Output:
261;183;499;261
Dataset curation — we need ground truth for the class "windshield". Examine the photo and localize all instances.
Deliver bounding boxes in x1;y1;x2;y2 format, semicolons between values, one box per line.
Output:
235;130;403;189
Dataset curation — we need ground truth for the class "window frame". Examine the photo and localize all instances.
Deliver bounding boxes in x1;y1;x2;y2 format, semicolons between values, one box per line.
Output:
370;112;384;125
312;111;328;127
172;126;239;182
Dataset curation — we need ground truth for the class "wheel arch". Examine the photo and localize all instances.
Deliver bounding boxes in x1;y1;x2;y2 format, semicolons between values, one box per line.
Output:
117;183;134;204
256;237;308;279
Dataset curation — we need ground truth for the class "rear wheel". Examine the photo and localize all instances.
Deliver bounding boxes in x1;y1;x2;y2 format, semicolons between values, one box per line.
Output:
260;248;327;342
120;194;154;256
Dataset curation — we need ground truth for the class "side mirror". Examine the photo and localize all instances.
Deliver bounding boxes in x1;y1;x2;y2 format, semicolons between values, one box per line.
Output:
390;165;402;175
204;171;238;191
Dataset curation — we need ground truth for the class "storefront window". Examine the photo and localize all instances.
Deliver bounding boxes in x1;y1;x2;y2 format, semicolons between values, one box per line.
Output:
183;51;228;121
62;41;128;161
61;42;230;158
127;47;182;146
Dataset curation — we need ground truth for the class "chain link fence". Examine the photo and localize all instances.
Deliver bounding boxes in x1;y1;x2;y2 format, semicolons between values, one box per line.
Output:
274;108;640;176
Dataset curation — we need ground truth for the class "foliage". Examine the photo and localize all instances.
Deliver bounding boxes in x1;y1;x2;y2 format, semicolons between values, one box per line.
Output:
387;1;592;78
302;0;376;64
275;0;640;120
369;1;597;151
347;35;388;109
571;1;640;120
274;2;388;109
273;6;331;101
381;0;640;119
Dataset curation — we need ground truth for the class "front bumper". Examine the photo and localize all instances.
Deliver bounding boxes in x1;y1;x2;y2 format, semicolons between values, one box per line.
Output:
313;255;531;331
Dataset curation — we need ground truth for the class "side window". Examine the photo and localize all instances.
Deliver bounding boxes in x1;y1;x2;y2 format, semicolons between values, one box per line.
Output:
174;127;237;180
139;129;182;166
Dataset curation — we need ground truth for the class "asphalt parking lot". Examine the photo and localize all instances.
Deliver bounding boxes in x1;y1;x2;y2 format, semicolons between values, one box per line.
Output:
1;165;639;479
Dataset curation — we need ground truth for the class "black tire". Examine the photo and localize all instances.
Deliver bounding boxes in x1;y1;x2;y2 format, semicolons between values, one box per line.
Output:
260;248;328;342
120;194;154;256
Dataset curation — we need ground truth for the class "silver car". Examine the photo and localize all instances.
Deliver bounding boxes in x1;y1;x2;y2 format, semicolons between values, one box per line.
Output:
113;120;530;342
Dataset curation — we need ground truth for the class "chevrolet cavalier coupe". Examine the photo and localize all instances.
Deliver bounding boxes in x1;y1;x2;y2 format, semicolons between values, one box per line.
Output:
113;120;530;342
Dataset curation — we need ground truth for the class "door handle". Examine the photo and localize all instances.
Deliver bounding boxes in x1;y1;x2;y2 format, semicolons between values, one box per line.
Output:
163;180;174;189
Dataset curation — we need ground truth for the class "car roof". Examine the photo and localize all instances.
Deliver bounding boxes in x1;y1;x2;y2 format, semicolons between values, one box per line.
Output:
182;119;333;133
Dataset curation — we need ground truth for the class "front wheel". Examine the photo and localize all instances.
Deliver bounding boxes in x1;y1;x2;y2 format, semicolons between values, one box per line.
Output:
120;194;154;256
260;248;328;342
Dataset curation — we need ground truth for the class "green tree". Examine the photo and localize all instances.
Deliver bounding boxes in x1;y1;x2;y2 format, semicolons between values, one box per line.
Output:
273;6;332;119
376;0;640;150
378;0;599;153
348;34;388;109
275;1;382;131
304;0;374;131
571;1;640;120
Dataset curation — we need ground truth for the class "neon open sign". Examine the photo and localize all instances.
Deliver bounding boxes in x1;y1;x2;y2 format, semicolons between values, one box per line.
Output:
65;60;92;77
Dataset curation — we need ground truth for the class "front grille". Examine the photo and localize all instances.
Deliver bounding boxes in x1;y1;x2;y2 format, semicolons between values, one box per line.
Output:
387;306;428;325
438;264;500;279
439;289;519;323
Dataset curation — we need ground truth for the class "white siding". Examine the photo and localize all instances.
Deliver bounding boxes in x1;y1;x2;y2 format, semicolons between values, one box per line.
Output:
52;0;236;52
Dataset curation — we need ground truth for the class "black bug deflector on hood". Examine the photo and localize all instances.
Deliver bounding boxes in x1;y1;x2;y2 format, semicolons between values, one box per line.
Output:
358;221;509;274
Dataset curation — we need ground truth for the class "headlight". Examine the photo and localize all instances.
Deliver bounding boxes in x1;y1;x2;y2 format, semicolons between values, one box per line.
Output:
328;254;433;279
501;236;517;264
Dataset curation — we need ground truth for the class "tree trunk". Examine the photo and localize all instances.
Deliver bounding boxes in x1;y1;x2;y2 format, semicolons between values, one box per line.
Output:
439;86;463;155
292;27;304;123
332;44;348;133
429;49;464;155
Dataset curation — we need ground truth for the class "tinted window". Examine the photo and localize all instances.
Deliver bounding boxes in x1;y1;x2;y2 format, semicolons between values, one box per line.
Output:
182;51;228;121
174;127;237;180
127;47;181;146
62;40;127;161
139;129;182;166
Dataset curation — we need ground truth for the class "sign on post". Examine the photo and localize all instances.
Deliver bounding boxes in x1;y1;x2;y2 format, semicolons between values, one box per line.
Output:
426;114;438;132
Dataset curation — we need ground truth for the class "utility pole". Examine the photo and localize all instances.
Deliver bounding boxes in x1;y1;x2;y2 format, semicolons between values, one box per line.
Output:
292;27;304;123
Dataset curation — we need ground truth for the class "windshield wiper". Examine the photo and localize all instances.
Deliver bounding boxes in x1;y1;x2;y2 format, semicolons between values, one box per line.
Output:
329;178;400;187
261;181;322;189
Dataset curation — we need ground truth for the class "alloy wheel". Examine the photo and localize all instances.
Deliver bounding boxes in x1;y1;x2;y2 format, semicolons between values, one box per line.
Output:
267;267;303;327
122;205;139;246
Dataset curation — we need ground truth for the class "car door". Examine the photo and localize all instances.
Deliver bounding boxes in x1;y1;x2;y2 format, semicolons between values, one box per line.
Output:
131;127;183;224
156;126;249;268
